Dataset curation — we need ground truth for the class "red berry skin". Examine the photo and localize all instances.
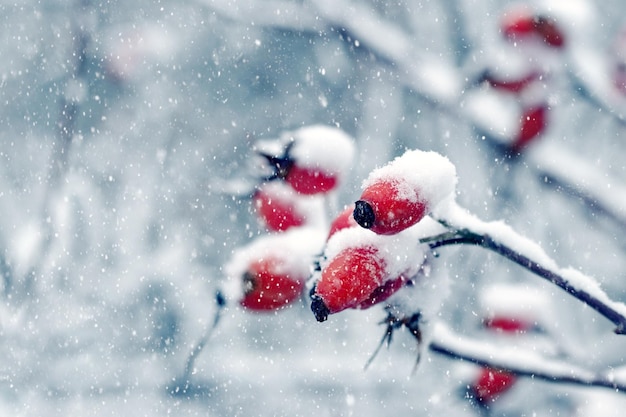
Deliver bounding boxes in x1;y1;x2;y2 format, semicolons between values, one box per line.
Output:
501;12;565;49
513;105;546;151
534;16;565;48
484;316;531;333
486;72;539;94
286;164;337;195
327;205;358;240
355;179;428;235
253;188;305;232
473;368;518;404
315;246;386;314
240;257;305;311
502;14;535;40
355;275;408;310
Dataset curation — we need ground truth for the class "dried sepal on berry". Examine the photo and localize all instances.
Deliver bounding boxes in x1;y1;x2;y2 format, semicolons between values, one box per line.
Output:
257;125;356;195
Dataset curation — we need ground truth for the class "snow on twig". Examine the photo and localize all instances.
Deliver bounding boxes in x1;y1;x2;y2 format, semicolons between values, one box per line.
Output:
429;321;626;393
427;201;626;335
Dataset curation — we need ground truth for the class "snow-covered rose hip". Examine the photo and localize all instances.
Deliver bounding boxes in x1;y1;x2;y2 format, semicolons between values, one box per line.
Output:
472;367;517;404
239;256;305;311
311;245;387;320
480;283;551;334
259;125;356;195
310;225;428;322
253;182;306;232
353;149;457;235
285;125;355;194
224;229;325;312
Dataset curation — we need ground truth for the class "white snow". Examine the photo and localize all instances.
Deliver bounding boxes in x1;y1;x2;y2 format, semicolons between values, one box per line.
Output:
222;227;326;303
362;149;457;211
431;321;598;382
462;87;519;142
320;223;427;286
568;46;626;120
479;282;553;326
6;0;626;415
312;0;411;64
255;180;327;229
435;200;626;325
102;24;179;81
287;125;356;179
529;139;626;224
404;59;464;105
8;221;44;279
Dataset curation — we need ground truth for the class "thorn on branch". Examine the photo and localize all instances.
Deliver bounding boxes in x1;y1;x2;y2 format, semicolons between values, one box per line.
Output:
365;309;423;372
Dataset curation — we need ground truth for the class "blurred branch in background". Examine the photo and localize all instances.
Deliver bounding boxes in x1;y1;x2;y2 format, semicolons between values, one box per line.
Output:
50;0;93;185
429;322;626;393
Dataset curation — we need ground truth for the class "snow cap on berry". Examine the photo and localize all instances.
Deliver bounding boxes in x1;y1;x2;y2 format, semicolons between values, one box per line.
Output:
362;149;456;211
323;226;426;282
223;228;326;304
479;283;552;331
253;181;326;231
354;149;457;234
311;221;435;320
287;125;356;181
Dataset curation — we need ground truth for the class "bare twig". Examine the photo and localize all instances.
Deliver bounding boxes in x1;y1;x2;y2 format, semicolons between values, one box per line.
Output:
170;291;226;395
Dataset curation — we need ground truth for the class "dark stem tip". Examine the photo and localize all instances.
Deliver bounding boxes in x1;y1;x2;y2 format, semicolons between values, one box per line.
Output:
353;200;375;229
311;296;330;322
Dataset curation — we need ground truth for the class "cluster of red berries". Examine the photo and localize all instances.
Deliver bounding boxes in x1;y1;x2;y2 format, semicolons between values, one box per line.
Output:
225;141;459;323
470;5;567;153
223;125;355;312
310;149;457;322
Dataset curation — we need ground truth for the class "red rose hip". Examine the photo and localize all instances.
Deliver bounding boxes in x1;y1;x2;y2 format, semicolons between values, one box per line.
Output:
354;179;428;236
240;257;305;311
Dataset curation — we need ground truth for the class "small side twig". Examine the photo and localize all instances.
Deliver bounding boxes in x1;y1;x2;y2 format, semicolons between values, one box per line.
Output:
170;291;226;395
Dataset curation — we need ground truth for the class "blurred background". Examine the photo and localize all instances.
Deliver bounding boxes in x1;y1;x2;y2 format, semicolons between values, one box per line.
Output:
2;0;626;415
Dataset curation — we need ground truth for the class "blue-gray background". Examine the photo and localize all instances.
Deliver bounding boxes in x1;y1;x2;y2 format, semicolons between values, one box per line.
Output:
2;0;626;415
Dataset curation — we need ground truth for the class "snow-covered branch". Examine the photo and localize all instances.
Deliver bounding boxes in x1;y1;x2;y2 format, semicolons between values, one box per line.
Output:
429;322;626;393
427;202;626;335
528;141;626;229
